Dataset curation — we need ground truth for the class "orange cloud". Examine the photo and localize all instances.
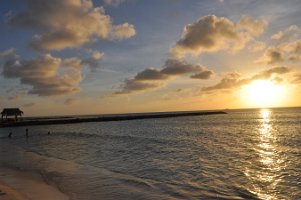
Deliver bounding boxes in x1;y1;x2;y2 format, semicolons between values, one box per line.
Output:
203;67;291;92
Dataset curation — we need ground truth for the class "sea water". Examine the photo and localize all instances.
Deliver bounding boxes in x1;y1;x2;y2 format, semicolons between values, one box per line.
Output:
0;108;300;200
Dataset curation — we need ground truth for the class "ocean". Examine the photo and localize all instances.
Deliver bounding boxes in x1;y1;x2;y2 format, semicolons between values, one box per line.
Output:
0;108;300;200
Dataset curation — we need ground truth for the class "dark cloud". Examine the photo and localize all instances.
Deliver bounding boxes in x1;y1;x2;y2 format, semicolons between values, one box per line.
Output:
64;98;79;105
202;72;244;91
160;59;203;75
203;67;291;92
251;66;290;80
1;49;83;96
115;79;162;95
8;0;136;51
22;102;36;107
190;70;214;79
171;15;266;57
8;96;20;100
115;59;214;94
256;47;284;64
135;68;168;81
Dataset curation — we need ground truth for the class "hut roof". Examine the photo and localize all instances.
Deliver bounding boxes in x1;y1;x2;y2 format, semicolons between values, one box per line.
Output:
1;108;24;115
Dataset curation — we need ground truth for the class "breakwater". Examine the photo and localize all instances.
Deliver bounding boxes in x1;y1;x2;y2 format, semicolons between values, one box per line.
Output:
0;111;226;128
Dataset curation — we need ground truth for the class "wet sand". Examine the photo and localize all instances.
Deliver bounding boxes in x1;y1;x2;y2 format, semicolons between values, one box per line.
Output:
0;182;28;200
0;168;69;200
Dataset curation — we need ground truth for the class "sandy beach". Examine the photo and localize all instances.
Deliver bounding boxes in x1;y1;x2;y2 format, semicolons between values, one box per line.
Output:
0;182;28;200
0;168;68;200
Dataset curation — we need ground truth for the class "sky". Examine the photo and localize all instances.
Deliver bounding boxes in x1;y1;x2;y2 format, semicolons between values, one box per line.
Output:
0;0;301;116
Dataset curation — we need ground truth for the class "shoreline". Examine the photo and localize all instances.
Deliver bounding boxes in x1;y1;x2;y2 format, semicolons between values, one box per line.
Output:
0;168;69;200
0;111;226;128
0;181;28;200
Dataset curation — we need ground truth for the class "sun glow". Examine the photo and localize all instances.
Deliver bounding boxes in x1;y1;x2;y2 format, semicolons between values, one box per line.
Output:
242;80;287;108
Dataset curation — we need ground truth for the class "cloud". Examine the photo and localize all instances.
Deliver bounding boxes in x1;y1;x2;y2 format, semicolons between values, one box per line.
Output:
202;72;243;92
81;50;104;72
22;102;36;107
160;59;204;75
236;16;266;36
247;41;266;52
114;15;265;96
202;66;291;92
7;90;28;101
257;25;300;64
257;39;301;64
256;47;284;64
251;66;290;80
115;59;214;94
115;79;163;95
64;98;79;105
134;68;169;81
293;74;301;83
285;40;301;62
1;49;83;96
110;23;136;40
190;70;214;79
9;0;136;51
271;25;299;42
171;15;266;58
104;0;126;6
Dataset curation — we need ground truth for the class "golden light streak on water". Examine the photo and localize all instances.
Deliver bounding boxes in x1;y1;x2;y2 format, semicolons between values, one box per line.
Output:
247;109;284;200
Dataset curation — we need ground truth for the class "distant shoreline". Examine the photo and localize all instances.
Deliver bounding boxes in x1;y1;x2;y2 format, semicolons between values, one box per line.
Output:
0;111;226;128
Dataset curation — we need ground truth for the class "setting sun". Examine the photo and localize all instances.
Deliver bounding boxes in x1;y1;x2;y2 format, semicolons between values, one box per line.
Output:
242;80;287;108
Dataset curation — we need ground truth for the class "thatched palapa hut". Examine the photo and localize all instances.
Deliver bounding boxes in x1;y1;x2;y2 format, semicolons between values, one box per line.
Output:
1;108;24;122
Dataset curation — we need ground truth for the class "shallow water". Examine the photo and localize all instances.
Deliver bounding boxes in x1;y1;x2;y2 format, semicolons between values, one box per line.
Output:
0;108;300;199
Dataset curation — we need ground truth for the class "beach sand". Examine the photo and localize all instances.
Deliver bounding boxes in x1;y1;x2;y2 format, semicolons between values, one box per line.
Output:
0;182;28;200
0;168;69;200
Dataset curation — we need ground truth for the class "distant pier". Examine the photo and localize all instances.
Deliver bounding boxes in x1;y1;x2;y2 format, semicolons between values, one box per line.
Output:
0;111;227;128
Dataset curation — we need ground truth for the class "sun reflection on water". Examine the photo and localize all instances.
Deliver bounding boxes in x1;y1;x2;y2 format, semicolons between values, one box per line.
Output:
246;109;284;200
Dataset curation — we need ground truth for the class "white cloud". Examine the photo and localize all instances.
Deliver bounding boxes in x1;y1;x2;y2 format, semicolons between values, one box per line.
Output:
9;0;136;51
171;15;266;58
1;49;83;96
110;23;136;40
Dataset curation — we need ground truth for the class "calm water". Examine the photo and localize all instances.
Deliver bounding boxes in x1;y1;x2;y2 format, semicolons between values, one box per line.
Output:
0;108;300;200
